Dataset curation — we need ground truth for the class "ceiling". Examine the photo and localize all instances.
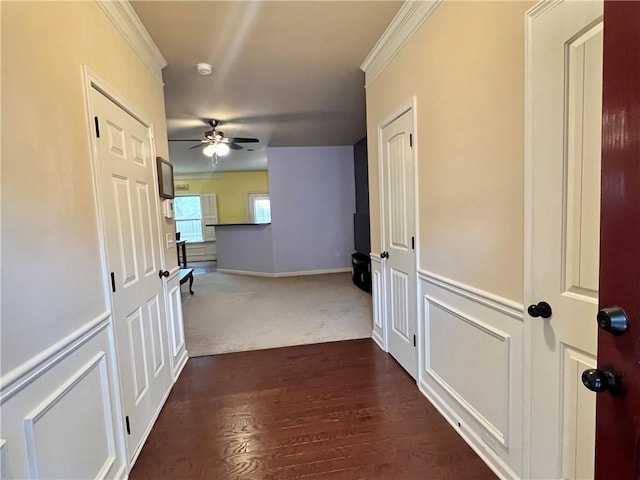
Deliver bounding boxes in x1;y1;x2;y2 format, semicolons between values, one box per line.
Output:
131;1;401;173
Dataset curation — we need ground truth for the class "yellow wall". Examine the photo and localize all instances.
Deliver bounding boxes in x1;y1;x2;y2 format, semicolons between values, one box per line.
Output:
1;1;172;374
366;1;533;303
175;172;269;224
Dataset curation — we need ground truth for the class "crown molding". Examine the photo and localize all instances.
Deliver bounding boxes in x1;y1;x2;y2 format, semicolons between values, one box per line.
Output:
526;0;563;20
95;0;167;84
360;0;441;88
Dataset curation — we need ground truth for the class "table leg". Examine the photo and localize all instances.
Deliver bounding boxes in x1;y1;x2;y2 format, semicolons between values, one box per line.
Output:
189;272;194;295
181;243;187;268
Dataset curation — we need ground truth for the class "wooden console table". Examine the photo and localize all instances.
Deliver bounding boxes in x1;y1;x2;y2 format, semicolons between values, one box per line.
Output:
178;268;194;295
176;240;187;268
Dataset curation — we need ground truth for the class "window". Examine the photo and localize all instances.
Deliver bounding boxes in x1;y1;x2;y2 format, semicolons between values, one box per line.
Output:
248;193;271;224
174;195;203;242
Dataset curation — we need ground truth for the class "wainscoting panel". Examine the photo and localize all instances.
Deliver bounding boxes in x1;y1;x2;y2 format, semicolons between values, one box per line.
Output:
424;298;510;446
418;271;524;479
0;315;126;480
166;274;188;380
184;241;216;262
24;353;115;479
370;255;386;350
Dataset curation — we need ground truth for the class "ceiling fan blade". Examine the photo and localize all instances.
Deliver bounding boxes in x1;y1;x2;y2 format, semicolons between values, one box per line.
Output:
169;139;203;142
188;144;204;150
229;142;243;151
227;137;259;143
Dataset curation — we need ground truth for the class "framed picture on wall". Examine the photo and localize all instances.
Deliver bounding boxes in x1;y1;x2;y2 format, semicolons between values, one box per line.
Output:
157;156;174;199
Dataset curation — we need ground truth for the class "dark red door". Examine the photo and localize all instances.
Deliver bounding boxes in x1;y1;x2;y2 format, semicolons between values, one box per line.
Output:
594;2;640;478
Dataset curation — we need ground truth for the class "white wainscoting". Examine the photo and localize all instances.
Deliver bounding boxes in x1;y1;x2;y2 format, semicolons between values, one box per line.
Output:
370;254;386;351
418;270;524;480
184;241;216;262
0;314;127;480
165;269;188;381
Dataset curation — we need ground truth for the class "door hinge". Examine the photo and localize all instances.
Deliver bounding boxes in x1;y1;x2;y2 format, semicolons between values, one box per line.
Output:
409;133;413;147
413;335;416;347
110;272;116;293
94;116;100;138
125;415;131;435
411;236;415;250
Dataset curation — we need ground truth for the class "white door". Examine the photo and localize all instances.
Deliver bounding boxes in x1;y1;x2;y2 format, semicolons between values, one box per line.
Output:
201;193;218;241
528;2;603;478
91;89;172;463
380;108;417;378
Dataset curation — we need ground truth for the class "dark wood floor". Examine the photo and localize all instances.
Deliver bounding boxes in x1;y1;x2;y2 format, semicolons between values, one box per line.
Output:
130;339;496;479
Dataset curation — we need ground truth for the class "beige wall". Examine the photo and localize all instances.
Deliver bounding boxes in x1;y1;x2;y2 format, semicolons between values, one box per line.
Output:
366;1;533;303
1;1;172;375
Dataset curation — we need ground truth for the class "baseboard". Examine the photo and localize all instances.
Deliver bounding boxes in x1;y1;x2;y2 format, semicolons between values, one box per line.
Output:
418;379;519;480
114;463;127;480
217;268;276;277
273;268;351;277
218;268;351;277
371;330;385;351
173;349;189;381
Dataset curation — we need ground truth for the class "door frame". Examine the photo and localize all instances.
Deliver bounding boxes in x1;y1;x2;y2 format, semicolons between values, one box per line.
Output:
376;96;420;377
523;4;553;475
524;3;548;476
80;66;171;467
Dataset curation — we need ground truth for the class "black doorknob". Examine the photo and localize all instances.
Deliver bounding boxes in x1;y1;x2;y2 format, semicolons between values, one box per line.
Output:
582;368;625;396
158;270;170;279
597;306;628;335
380;251;389;259
527;301;552;318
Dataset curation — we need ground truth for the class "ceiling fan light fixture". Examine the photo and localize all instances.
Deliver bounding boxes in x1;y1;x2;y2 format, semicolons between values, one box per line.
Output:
202;143;217;157
215;143;230;157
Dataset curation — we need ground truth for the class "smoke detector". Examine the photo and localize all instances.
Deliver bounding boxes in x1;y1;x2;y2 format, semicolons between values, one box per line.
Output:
196;63;213;76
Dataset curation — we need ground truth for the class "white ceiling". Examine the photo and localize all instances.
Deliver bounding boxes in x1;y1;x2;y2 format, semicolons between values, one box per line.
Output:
131;1;401;173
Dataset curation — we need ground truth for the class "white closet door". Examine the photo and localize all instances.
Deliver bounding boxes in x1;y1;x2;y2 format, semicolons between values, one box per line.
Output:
91;88;172;463
201;193;218;241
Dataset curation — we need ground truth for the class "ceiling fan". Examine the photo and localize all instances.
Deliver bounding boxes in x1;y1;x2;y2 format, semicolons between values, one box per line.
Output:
172;119;259;158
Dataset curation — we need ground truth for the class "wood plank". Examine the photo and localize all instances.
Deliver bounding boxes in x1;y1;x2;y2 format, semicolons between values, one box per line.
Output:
130;339;496;479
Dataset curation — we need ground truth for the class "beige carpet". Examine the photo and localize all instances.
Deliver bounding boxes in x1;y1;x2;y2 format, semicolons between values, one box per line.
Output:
181;271;373;357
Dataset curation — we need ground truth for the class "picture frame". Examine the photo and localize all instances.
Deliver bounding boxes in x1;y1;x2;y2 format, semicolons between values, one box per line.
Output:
156;156;175;199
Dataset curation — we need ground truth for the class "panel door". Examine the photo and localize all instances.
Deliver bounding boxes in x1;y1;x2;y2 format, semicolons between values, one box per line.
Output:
381;108;417;378
91;89;172;463
594;3;640;478
528;2;603;478
201;193;217;242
